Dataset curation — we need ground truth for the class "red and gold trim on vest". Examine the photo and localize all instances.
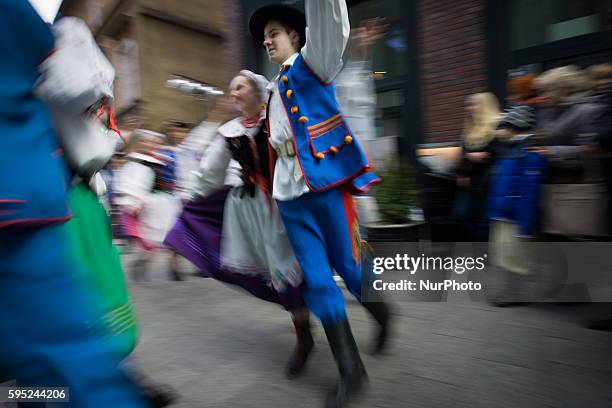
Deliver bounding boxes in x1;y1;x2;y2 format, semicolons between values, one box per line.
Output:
307;114;343;138
341;187;361;264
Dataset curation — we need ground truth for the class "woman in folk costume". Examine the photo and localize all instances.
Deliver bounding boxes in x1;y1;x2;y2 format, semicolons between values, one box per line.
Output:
114;130;183;281
249;2;392;406
153;123;193;281
0;1;149;406
165;70;314;378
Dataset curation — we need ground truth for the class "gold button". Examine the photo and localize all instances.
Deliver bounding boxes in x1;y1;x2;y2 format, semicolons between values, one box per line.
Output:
345;135;353;144
281;76;289;83
286;89;293;98
291;106;299;114
316;152;325;159
330;146;339;154
299;116;308;124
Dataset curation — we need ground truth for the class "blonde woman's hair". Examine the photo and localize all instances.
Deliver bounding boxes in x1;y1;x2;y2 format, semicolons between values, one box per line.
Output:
588;63;612;81
463;92;500;149
535;65;591;96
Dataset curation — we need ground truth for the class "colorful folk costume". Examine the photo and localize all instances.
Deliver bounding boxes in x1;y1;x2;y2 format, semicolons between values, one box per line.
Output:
0;1;148;406
165;70;313;377
33;13;140;359
116;148;183;252
249;2;391;407
113;143;183;283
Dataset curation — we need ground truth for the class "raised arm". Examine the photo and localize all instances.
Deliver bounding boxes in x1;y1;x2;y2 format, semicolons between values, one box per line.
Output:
301;0;350;83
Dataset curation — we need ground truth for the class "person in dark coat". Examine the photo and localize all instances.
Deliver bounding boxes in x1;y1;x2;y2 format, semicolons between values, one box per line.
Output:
486;105;547;305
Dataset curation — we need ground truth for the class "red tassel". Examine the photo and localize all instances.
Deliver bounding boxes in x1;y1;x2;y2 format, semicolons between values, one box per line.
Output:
96;104;124;142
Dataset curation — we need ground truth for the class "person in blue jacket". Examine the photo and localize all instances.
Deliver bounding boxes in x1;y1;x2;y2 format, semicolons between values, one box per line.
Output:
487;104;547;304
249;2;390;407
0;1;150;406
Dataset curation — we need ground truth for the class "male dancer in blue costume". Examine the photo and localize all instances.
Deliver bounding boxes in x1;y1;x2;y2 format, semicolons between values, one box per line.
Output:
0;1;150;406
249;2;391;407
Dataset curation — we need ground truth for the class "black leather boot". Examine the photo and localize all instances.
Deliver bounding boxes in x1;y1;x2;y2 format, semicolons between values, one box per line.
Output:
323;320;368;408
285;313;315;378
362;301;391;355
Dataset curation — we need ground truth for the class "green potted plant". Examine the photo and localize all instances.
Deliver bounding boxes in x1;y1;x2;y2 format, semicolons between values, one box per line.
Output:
364;157;424;242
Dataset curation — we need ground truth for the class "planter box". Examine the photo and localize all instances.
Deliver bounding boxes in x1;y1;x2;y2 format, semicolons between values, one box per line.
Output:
364;222;425;243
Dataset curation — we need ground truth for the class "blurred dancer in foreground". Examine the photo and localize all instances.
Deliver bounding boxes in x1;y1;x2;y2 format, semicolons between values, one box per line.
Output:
165;70;313;378
0;1;149;406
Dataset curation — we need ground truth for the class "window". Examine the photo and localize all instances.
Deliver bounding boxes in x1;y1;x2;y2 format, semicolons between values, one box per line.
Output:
348;0;409;79
377;89;404;138
348;0;409;139
510;0;612;50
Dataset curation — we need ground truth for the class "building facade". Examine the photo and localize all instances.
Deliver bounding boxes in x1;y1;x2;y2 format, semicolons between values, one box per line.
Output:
242;0;612;160
61;0;612;146
60;0;245;131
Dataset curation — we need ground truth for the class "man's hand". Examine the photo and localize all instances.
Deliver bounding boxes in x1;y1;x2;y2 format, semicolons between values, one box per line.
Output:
528;146;552;157
465;151;490;162
350;17;389;60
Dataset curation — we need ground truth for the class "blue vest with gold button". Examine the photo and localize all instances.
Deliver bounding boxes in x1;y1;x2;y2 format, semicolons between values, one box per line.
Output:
277;53;379;193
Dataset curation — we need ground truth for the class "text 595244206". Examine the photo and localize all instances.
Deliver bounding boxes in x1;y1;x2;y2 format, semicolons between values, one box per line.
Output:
1;387;69;402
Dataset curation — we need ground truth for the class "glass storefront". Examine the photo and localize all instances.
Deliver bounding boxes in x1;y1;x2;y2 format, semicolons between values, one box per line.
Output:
347;0;410;139
348;0;410;78
509;0;612;50
376;89;404;139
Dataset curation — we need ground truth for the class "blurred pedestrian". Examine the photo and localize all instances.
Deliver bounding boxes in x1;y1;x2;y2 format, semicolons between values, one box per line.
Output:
587;63;612;236
486;105;546;305
249;1;391;406
164;70;314;379
336;18;388;236
535;66;601;149
335;17;387;143
507;74;540;107
454;92;500;242
534;66;607;239
580;63;612;330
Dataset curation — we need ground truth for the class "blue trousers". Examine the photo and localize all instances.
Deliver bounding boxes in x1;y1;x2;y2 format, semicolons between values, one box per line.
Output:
0;223;148;407
278;187;362;324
